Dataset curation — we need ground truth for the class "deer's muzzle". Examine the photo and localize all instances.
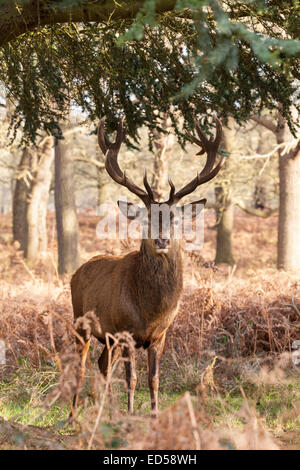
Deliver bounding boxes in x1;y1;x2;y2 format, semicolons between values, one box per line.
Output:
155;238;169;253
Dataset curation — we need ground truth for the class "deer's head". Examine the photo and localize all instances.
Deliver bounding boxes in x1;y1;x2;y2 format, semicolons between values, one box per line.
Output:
98;116;224;255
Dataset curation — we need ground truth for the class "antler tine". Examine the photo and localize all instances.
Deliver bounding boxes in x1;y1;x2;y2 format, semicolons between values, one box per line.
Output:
143;170;155;202
168;176;175;203
113;117;126;150
196;116;222;177
194;116;222;146
97;117;110;155
98;117;125;155
98;118;152;207
169;157;225;204
167;116;224;205
194;118;209;147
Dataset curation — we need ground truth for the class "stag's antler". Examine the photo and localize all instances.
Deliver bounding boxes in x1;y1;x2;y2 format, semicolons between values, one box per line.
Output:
98;116;224;207
167;116;224;205
98;118;154;207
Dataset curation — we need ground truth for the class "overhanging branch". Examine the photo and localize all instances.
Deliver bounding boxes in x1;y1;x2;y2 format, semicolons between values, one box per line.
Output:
0;0;177;46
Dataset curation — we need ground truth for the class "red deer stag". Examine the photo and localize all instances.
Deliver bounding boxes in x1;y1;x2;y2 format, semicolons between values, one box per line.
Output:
71;116;224;416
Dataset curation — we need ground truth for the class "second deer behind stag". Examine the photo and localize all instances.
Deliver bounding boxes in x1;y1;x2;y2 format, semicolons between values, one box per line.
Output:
71;116;224;416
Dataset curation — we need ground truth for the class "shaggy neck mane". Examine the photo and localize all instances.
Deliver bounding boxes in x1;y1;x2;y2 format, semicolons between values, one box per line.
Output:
132;240;183;315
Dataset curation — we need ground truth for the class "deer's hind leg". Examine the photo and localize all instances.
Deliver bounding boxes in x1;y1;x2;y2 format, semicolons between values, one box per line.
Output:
123;346;137;414
98;344;121;378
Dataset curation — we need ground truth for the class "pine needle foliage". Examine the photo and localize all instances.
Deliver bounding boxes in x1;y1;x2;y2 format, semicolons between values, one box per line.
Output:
0;1;299;143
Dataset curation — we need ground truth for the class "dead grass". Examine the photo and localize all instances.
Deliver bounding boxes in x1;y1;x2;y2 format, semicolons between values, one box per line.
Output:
0;209;299;449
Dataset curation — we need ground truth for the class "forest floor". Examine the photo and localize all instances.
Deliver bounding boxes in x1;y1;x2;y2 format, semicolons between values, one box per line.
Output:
0;209;299;450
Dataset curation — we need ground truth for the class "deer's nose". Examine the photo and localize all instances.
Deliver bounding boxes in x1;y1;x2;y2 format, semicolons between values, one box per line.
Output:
155;238;169;250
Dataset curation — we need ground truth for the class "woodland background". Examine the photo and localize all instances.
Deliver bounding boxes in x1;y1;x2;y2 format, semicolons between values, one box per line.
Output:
0;0;300;450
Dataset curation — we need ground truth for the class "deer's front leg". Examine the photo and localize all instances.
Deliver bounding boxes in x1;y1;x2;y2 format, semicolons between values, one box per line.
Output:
147;333;166;417
72;333;91;418
123;346;137;414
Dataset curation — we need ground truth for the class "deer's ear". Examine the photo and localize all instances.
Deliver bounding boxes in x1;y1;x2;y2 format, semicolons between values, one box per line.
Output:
117;200;141;220
180;198;207;220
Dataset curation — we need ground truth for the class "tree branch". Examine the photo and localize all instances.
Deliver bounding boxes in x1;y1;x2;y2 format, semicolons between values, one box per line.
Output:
239;142;285;160
235;200;278;218
74;157;105;170
205;202;217;210
250;115;277;134
0;0;177;47
37;126;83;148
0;161;16;170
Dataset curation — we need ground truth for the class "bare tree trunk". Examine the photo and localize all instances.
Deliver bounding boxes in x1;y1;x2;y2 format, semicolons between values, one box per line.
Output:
26;139;54;265
215;187;235;266
38;141;54;252
0;186;4;213
96;168;110;209
251;112;300;271
276;115;300;270
55;136;79;275
152;115;174;200
10;100;52;261
12;148;31;253
214;120;235;266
